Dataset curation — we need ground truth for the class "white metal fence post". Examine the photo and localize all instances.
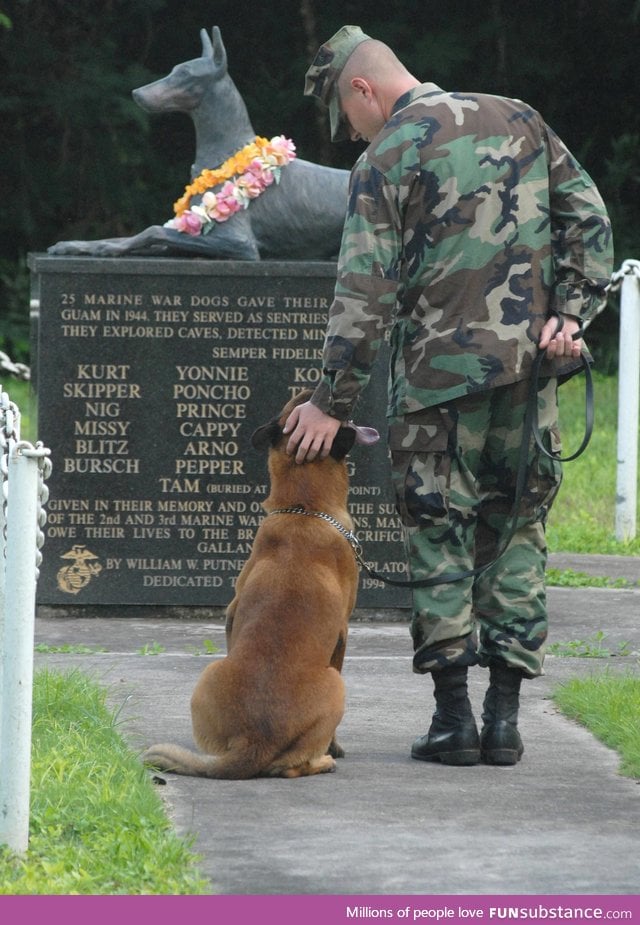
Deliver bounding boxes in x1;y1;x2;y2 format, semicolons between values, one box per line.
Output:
614;260;640;542
0;466;4;718
0;389;20;742
0;378;51;855
0;444;43;853
0;468;4;728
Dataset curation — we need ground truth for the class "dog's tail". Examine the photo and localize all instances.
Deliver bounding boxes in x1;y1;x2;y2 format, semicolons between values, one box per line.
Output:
142;741;269;780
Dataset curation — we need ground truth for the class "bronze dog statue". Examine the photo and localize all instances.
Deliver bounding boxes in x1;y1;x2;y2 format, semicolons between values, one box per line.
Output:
142;390;361;778
48;28;349;261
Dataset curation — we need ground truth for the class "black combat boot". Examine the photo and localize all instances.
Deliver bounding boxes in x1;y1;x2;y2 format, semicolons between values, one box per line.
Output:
411;665;480;766
480;662;525;765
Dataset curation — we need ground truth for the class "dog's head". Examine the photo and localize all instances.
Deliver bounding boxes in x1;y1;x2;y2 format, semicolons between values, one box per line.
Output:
251;390;356;462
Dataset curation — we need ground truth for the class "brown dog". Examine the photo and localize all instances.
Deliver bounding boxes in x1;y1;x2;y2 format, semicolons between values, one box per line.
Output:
142;390;360;778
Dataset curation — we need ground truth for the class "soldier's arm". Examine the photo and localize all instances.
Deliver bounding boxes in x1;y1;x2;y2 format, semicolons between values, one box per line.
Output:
545;124;614;325
311;160;401;422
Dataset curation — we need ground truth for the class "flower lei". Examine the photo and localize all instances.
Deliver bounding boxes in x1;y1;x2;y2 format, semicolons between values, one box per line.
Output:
165;136;296;236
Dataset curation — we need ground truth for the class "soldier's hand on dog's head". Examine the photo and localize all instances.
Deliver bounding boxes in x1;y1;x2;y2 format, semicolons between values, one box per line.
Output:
283;401;342;464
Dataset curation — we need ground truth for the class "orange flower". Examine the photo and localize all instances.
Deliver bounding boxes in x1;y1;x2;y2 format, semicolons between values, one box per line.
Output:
173;136;293;216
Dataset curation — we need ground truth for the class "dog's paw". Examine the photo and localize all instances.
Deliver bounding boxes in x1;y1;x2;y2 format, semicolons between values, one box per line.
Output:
327;738;345;759
280;755;337;777
141;745;175;771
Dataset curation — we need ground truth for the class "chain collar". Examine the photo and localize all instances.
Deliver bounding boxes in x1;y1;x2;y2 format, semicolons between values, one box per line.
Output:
268;505;364;564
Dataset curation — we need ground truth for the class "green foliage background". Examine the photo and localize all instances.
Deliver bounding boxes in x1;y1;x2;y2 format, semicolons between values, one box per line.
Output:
1;0;639;366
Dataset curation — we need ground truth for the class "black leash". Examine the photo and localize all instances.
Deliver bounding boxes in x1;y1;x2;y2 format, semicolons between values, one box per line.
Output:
359;319;594;589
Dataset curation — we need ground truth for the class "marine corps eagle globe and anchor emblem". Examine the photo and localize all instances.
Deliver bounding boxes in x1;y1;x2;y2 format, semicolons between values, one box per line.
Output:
56;545;103;594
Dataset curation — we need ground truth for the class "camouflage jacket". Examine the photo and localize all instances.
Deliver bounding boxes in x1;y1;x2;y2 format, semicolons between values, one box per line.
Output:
311;83;614;424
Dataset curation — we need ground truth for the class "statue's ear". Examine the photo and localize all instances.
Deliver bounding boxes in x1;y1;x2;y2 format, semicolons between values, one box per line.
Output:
251;418;281;451
329;427;356;461
203;27;227;73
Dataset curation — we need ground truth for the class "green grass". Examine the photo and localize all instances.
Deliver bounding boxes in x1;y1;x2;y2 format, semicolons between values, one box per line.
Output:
137;641;166;656
547;630;632;658
0;669;208;894
0;374;36;443
546;374;640;779
188;639;221;656
545;373;640;780
552;673;640;779
549;371;640;555
546;568;638;589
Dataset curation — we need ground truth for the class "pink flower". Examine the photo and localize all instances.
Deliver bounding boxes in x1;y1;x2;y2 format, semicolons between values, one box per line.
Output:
266;135;297;166
202;183;243;222
254;160;276;185
243;160;276;193
236;166;268;199
172;210;205;235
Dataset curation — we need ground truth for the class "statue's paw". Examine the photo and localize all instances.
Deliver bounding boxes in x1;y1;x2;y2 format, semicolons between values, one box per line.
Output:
47;238;125;257
47;240;92;256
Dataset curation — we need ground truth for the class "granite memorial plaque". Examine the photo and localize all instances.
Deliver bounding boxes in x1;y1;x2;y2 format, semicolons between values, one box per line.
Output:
29;256;411;610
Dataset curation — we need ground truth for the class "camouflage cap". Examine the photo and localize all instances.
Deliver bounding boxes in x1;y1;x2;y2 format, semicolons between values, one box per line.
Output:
304;25;372;141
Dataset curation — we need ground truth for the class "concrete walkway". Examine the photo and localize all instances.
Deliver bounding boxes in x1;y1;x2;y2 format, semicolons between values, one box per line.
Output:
34;554;640;895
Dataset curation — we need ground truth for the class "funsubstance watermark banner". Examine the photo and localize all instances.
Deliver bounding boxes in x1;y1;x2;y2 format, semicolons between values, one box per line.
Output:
2;895;639;924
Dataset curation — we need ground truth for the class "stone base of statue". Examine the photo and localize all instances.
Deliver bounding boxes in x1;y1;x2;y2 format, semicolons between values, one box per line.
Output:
29;255;411;613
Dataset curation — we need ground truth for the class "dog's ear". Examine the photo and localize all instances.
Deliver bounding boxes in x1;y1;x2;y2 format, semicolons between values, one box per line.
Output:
251;418;282;451
329;426;356;461
252;410;357;459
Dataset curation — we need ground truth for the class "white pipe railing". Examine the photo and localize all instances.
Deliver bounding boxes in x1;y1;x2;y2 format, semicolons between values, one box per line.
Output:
0;389;19;728
613;260;640;542
0;386;51;854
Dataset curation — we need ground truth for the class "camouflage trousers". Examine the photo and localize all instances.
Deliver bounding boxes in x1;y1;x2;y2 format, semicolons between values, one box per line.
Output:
389;378;563;678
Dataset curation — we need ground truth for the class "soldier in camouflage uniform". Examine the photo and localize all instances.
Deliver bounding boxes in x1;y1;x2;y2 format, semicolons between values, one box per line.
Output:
284;26;613;766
